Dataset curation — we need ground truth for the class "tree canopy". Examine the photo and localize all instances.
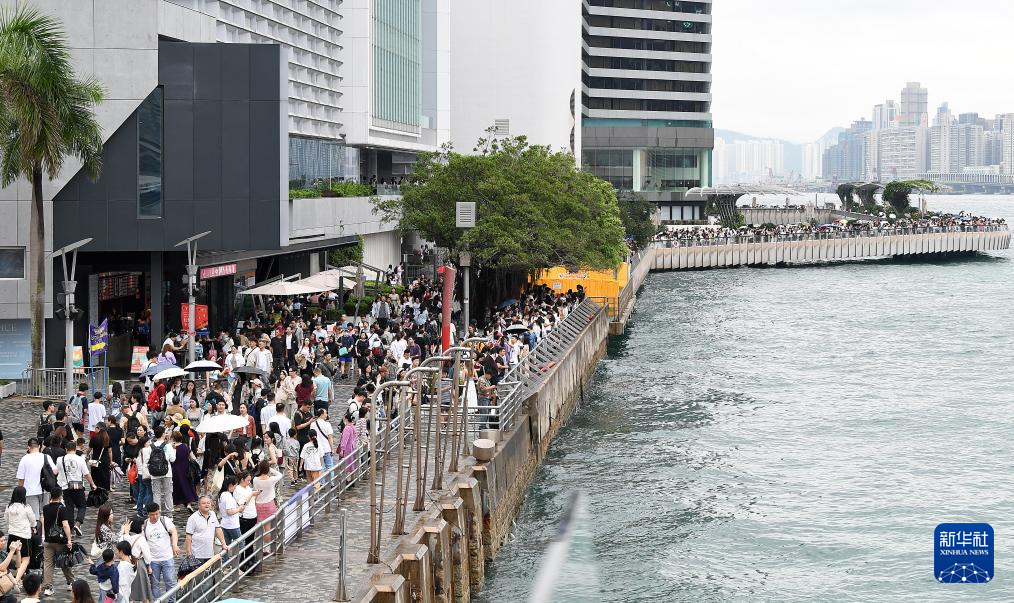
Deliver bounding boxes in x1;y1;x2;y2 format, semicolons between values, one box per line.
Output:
882;179;938;216
616;191;657;248
374;132;626;275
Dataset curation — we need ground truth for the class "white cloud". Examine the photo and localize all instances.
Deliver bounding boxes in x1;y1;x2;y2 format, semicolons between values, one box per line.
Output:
711;0;1014;142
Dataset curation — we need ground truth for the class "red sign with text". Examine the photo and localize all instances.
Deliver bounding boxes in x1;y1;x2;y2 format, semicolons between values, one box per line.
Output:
180;304;209;331
199;263;237;280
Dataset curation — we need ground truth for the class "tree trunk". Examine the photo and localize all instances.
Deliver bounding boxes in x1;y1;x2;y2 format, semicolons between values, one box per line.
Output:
30;163;45;370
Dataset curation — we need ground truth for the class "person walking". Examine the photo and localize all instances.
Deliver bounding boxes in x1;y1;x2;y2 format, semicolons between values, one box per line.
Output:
142;503;179;603
311;366;331;414
56;440;95;537
340;413;358;477
4;486;36;587
16;438;56;525
312;408;334;472
122;517;154;603
88;425;113;493
170;431;197;512
143;427;176;521
41;488;75;597
216;477;244;546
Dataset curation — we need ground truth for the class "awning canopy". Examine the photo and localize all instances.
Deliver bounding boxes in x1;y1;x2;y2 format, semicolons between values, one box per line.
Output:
240;280;319;296
298;269;359;292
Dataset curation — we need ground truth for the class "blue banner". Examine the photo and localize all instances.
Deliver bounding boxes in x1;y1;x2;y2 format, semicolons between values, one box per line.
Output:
89;319;109;357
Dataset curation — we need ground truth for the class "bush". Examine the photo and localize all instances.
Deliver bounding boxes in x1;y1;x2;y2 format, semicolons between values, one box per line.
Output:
289;188;319;199
329;181;373;197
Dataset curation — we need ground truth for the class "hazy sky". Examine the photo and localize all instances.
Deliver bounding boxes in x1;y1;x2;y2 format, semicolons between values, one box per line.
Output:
710;0;1014;143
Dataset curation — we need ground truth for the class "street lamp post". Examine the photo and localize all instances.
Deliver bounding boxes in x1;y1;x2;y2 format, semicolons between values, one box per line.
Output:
174;231;211;366
48;238;92;402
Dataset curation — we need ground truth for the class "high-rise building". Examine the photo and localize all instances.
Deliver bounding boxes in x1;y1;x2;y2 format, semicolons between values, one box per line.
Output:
930;103;956;173
872;101;898;131
1002;114;1014;174
579;0;714;220
802;141;826;180
821;119;872;182
879;126;929;180
899;82;929;128
713;138;733;184
732;139;784;182
958;112;980;125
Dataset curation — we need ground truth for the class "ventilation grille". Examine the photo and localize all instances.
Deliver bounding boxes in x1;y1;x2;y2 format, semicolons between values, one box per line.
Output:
494;119;510;136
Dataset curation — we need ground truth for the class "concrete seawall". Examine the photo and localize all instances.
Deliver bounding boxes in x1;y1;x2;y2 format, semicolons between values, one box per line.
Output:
358;304;609;602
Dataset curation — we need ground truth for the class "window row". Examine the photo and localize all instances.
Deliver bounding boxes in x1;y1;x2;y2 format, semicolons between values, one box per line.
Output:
585;14;710;35
584;53;710;73
587;0;710;15
585;35;709;54
584;75;710;93
584;96;709;113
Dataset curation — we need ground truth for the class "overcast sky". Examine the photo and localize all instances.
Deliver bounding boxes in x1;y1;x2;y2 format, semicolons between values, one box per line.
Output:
710;0;1014;143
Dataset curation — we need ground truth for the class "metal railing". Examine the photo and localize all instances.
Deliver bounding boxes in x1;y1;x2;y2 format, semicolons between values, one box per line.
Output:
493;299;602;432
18;366;108;399
650;224;1009;249
155;415;403;603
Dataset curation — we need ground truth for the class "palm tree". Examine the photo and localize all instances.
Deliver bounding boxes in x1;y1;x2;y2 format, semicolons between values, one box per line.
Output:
0;6;104;370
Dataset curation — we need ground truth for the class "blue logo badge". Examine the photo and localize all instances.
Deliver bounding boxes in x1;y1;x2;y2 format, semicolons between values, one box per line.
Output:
935;523;993;583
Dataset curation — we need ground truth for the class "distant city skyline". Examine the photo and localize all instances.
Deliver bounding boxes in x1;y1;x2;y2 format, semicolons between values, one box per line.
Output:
711;0;1014;143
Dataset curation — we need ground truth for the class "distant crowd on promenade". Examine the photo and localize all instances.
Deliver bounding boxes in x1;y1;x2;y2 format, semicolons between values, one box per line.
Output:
653;212;1007;245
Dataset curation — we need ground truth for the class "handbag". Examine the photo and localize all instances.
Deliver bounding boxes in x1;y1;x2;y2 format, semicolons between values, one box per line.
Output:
210;467;225;492
0;572;16;595
178;554;202;577
338;346;349;357
87;489;109;508
90;539;103;558
127;462;138;485
54;543;87;569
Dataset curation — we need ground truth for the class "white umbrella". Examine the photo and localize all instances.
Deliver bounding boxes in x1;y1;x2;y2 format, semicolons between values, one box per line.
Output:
298;270;357;292
184;360;222;373
240;280;318;296
195;413;248;433
153;367;187;381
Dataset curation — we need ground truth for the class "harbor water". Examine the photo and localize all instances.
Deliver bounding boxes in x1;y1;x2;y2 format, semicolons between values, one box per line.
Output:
477;195;1014;602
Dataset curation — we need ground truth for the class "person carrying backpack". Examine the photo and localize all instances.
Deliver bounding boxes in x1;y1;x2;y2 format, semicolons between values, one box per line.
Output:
67;383;88;437
142;427;176;521
36;401;56;441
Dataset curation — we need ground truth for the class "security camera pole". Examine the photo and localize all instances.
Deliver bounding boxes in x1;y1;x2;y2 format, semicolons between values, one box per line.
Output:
48;238;92;401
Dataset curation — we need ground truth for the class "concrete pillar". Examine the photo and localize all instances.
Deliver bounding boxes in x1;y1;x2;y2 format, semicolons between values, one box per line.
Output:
396;542;433;603
419;517;452;603
439;496;469;603
454;478;485;593
371;574;409;603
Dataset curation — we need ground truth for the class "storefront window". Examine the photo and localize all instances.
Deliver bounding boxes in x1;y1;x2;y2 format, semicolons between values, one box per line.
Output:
0;248;25;279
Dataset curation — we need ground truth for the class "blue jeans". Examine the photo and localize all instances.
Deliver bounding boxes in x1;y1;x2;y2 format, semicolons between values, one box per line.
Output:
151;559;177;603
322;452;334;471
222;527;242;545
136;478;152;517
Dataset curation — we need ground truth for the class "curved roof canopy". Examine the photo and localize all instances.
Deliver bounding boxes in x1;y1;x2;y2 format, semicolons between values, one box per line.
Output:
686;184;803;198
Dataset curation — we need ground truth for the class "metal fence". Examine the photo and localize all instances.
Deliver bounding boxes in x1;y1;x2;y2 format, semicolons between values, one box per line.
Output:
155;416;400;603
18;366;108;399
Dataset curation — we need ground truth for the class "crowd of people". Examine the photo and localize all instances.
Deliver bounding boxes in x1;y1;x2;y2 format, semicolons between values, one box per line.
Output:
652;212;1007;245
0;270;585;603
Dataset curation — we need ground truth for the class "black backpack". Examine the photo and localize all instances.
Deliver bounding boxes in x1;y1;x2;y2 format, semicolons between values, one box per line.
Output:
149;443;170;477
37;413;54;440
126;413;141;436
40;458;58;492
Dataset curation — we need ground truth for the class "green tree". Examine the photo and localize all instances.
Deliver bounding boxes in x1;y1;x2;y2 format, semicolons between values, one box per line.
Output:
616;191;656;248
373;130;625;311
0;7;105;369
882;179;938;217
836;183;857;212
854;183;883;215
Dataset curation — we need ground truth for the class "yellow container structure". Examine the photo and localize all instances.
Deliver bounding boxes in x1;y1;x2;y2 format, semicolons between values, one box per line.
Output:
533;263;629;298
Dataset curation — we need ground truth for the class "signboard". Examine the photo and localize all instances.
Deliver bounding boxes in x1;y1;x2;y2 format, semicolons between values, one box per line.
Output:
0;319;31;380
89;319;109;357
72;346;84;372
180;304;209;331
130;346;150;374
200;263;237;280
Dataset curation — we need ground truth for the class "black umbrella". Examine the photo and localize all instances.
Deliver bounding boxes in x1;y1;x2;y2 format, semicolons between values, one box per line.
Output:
232;365;268;378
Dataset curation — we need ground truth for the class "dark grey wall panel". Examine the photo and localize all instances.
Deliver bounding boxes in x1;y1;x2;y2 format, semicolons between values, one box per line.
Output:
193;100;223;202
220;101;250;201
194;44;222;100
54;41;284;252
221;45;251;101
164;99;195;202
160;43;194;100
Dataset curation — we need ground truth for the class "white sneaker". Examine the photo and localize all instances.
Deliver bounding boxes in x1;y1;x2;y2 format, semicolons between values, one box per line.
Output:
67;582;74;590
43;587;54;596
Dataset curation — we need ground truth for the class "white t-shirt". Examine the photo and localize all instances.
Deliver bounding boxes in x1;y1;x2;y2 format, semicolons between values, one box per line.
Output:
260;404;277;430
268;414;291;439
234;484;258;520
16;451;55;496
118;559;135;601
186;511;222;559
218;492;241;530
300;443;322;471
56;453;90;490
142;440;177;477
253;471;283;504
87;401;106;431
313;419;333;454
143;517;176;562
